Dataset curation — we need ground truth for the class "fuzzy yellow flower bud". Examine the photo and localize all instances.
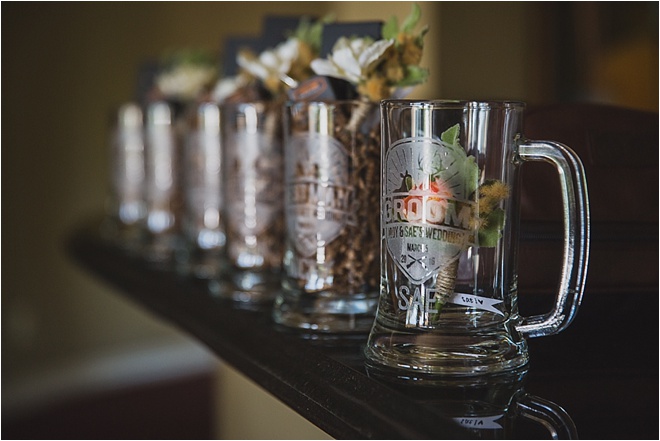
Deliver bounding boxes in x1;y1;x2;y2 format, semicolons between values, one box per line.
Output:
264;76;284;95
358;75;390;102
384;56;405;83
288;42;315;82
480;181;509;201
477;181;509;217
397;33;423;66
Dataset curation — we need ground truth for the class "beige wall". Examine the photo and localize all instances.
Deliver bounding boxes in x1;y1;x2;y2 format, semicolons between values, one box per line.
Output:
1;3;326;428
1;0;434;390
2;0;334;382
2;1;656;438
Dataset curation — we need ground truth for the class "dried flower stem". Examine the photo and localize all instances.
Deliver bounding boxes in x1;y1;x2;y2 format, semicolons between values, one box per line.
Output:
434;259;458;311
402;259;458;328
345;99;374;134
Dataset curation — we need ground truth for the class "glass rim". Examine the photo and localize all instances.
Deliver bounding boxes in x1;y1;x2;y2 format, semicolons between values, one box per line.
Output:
380;99;526;110
219;101;285;113
285;99;378;107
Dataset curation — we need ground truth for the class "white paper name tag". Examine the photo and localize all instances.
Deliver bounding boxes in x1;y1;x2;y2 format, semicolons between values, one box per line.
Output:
449;293;504;315
453;414;504;429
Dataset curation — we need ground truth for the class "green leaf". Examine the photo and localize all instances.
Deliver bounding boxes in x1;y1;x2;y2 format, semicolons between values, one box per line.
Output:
440;123;460;146
382;16;399;40
161;48;215;69
438;124;479;198
463;155;479;197
416;25;429;46
396;65;429;87
293;15;334;52
478;208;505;247
405;175;413;191
401;3;421;33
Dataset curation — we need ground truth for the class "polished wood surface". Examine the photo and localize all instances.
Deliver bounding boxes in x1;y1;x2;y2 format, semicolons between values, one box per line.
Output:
67;219;658;439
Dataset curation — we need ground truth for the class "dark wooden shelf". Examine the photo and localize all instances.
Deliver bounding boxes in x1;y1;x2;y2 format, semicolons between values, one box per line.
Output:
68;218;658;439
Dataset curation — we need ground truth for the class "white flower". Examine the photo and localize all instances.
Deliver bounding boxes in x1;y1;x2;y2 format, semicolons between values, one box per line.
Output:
211;74;249;103
156;64;217;101
310;37;394;85
237;38;300;84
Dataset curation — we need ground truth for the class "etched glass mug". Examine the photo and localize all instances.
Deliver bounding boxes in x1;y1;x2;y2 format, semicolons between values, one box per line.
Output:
141;101;182;266
101;102;146;252
177;102;225;279
364;100;590;379
213;101;285;305
273;101;381;332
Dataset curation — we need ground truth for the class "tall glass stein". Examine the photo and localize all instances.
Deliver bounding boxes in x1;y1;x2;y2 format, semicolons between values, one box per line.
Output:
273;101;380;332
141;101;182;265
177;102;225;279
102;102;145;251
365;100;590;380
214;101;284;306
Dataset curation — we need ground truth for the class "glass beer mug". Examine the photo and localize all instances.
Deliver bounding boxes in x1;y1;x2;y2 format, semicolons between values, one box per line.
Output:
214;101;285;305
141;101;182;265
177;102;225;279
273;101;381;332
102;102;146;252
364;100;590;379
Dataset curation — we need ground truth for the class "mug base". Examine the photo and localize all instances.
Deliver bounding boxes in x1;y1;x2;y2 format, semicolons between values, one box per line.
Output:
175;246;225;280
140;233;181;270
273;288;379;333
209;268;280;309
364;319;529;382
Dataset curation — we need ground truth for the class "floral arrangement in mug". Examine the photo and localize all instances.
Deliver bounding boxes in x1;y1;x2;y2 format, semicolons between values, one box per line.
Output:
213;4;429;105
213;16;332;103
154;49;218;103
398;124;509;248
311;3;429;102
393;124;509;321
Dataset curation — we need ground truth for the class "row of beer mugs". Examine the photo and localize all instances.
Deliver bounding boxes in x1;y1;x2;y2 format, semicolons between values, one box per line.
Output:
104;97;381;324
103;97;590;389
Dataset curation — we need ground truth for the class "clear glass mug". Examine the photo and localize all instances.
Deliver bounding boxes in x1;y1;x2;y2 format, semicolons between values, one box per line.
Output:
273;100;381;332
364;100;590;379
141;101;182;265
177;102;225;279
101;102;146;252
213;101;285;305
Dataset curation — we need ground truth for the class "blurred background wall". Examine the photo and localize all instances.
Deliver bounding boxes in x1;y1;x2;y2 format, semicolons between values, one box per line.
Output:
2;2;657;439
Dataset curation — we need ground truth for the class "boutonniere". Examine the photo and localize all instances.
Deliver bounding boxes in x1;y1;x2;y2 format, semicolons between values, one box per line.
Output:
310;4;429;103
218;16;332;101
155;49;218;102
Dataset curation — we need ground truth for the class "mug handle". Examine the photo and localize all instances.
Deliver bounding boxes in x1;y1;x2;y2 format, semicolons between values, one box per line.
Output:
516;394;579;439
515;140;590;338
